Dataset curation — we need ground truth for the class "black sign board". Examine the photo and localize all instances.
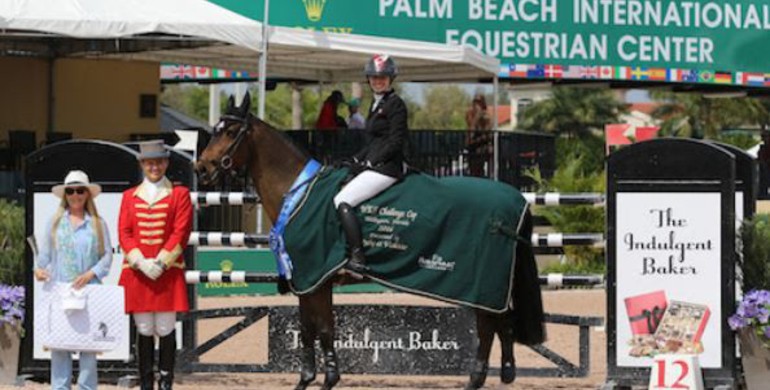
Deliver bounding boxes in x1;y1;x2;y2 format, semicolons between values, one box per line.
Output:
606;139;739;388
268;305;476;375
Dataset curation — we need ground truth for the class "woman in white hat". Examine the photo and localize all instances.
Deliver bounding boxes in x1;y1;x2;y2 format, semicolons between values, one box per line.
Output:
34;170;113;390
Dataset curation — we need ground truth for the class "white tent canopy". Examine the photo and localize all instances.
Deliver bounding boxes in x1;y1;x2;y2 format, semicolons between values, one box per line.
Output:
117;25;500;83
0;0;262;51
0;0;499;83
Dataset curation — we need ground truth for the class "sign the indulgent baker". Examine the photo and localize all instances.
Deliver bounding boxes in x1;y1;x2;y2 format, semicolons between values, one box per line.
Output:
615;193;721;368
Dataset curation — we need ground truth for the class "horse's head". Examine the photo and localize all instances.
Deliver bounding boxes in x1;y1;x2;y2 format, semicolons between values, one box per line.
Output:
195;92;253;185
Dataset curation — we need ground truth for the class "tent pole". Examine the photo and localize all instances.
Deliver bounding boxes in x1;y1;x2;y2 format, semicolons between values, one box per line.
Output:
493;75;499;180
257;0;270;119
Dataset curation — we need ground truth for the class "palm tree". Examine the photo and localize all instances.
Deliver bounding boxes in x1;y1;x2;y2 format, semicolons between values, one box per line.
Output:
651;92;770;139
518;86;627;138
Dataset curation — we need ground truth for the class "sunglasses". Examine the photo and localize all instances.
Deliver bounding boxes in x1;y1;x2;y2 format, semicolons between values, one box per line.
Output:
64;187;88;196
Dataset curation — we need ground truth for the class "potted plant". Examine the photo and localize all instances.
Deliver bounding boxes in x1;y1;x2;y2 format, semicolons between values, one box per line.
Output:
0;200;25;385
729;214;770;389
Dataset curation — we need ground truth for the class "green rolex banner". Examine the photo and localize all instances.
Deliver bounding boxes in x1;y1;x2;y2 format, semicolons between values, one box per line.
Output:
212;0;770;82
283;168;529;313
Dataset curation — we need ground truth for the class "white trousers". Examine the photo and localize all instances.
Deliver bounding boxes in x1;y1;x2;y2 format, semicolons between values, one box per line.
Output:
333;170;397;208
133;312;176;337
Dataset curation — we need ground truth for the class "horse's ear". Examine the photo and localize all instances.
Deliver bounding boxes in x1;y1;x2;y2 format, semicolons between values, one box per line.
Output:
226;95;236;111
240;92;251;116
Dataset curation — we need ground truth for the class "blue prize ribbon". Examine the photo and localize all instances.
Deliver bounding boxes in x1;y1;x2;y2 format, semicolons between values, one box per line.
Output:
268;159;322;280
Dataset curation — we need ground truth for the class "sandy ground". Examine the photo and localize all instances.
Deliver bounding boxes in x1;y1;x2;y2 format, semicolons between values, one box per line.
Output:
8;289;607;390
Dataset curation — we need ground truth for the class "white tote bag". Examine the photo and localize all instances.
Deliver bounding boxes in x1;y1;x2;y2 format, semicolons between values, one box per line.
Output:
36;282;127;352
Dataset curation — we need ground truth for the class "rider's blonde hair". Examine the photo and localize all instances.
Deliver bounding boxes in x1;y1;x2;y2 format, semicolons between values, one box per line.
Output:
50;192;105;257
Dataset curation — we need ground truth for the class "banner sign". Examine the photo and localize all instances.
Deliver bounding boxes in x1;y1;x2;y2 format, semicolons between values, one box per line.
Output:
160;64;257;81
268;305;475;374
615;193;722;368
212;0;770;84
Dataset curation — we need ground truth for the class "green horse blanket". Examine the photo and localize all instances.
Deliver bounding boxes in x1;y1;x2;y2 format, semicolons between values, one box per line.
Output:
283;168;530;313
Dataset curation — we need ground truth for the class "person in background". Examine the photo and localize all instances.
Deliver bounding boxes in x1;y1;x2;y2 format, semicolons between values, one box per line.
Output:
347;98;366;129
315;90;348;130
334;54;408;274
118;140;193;390
34;170;113;390
464;93;493;177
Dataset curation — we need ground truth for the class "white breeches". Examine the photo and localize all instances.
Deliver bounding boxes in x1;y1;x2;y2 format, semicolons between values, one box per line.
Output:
133;312;177;337
333;170;397;208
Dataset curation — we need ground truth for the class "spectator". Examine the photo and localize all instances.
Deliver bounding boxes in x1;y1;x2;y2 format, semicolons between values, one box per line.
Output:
347;98;366;129
465;94;493;177
34;170;113;390
315;90;347;130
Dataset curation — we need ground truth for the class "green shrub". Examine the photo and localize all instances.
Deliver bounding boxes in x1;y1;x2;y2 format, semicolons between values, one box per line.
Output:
0;200;25;286
740;214;770;292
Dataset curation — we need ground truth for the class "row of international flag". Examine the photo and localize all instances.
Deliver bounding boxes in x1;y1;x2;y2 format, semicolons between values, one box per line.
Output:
501;64;770;87
159;64;255;80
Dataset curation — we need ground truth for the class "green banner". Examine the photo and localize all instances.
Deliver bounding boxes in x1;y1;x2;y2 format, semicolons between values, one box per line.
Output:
212;0;770;85
196;249;387;296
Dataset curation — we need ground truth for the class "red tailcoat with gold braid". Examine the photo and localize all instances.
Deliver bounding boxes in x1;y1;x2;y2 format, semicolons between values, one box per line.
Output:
118;178;192;313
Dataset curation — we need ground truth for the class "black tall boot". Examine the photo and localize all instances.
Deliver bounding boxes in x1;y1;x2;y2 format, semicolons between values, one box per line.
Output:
158;331;176;390
336;202;367;273
136;334;155;390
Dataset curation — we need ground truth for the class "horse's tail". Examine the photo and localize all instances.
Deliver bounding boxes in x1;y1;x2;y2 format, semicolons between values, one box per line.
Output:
511;209;546;345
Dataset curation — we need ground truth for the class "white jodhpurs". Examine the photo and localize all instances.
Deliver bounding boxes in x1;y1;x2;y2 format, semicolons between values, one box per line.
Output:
133;312;177;337
333;170;397;208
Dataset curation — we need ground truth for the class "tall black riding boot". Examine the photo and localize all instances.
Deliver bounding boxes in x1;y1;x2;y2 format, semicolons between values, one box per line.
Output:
337;202;367;273
158;331;177;390
136;334;155;390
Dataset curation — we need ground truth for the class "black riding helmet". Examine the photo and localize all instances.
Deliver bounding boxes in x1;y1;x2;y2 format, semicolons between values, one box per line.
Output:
364;54;398;79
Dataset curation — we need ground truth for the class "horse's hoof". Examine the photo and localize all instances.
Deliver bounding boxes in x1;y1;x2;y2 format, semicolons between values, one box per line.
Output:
321;370;340;389
501;359;516;384
294;380;311;390
465;360;488;390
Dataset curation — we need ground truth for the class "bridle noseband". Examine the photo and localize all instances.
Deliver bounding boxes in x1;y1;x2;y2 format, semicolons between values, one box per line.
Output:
213;114;252;175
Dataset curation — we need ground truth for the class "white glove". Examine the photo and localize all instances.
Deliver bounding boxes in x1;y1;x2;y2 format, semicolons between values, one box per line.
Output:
137;258;163;280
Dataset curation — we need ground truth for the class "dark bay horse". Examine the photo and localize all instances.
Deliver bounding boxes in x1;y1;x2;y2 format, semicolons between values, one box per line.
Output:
195;94;545;390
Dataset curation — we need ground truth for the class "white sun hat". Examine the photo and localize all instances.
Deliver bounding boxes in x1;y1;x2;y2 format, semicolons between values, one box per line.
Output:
51;170;102;198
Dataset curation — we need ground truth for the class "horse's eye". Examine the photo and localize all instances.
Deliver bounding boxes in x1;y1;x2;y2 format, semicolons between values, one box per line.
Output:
226;127;239;137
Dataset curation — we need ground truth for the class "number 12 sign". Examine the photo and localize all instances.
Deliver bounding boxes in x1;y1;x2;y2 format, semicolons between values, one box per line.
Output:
649;354;705;390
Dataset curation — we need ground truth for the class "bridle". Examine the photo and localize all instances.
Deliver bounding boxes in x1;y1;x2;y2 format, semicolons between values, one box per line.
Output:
211;113;252;176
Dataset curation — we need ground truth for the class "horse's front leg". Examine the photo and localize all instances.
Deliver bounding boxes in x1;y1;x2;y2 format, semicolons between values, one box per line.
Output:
313;282;340;390
296;294;319;390
465;310;495;390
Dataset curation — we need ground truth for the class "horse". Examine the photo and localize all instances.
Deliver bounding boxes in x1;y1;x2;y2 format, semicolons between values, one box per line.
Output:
195;93;546;390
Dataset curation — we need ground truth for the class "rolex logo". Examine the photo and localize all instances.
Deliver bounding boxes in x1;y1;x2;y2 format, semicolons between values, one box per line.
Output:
220;259;234;272
303;0;327;21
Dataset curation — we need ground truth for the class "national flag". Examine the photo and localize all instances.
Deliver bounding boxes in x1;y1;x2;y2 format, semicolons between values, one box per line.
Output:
508;64;529;78
215;69;230;78
563;66;583;79
714;71;732;84
765;73;770;87
630;67;650;80
194;66;211;79
648;68;667;81
667;68;681;82
498;64;510;77
698;70;715;83
581;66;600;79
744;73;765;86
168;65;194;79
544;64;563;78
599;66;614;79
680;69;699;82
527;65;545;78
615;66;631;80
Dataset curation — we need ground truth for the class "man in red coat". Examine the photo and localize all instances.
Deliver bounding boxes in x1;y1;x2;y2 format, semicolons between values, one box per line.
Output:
119;140;192;390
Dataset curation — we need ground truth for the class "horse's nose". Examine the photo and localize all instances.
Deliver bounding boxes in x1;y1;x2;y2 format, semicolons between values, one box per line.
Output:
194;161;211;183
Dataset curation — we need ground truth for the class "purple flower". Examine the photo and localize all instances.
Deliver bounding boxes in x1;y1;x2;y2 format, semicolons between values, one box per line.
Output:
0;284;24;334
729;314;749;330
